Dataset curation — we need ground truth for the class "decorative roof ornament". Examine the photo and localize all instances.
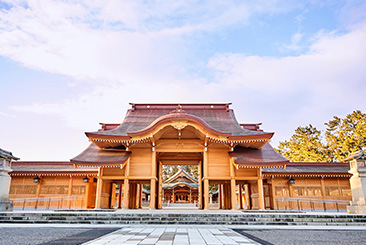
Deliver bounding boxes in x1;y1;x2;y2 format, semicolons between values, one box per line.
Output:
345;149;366;161
170;104;186;114
0;148;19;161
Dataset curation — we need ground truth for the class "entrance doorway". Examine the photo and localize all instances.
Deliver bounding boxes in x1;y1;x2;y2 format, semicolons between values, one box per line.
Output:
156;152;203;209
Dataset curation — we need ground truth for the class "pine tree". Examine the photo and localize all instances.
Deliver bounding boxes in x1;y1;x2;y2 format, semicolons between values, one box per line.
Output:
276;124;329;162
325;110;366;162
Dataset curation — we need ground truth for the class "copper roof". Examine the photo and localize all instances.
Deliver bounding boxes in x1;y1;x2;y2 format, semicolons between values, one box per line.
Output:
71;143;131;165
230;143;288;168
10;161;97;177
86;103;273;140
262;162;351;177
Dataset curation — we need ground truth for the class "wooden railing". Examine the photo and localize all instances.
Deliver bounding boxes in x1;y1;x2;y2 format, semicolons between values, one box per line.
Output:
275;197;350;212
10;196;85;210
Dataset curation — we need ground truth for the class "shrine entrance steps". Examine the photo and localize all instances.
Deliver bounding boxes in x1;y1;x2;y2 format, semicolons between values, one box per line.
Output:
1;210;366;226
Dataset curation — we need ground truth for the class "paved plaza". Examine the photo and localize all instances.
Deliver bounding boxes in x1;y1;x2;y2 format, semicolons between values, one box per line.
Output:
2;224;366;245
83;227;258;245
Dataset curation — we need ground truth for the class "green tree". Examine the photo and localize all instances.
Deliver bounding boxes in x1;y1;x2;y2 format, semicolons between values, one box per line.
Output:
325;110;366;162
276;124;329;162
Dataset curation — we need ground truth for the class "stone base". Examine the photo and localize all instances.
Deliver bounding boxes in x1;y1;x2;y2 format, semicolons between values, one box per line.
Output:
0;199;13;212
347;204;366;214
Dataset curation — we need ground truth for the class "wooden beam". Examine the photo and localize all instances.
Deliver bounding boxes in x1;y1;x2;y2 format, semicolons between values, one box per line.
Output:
101;176;126;180
156;148;204;153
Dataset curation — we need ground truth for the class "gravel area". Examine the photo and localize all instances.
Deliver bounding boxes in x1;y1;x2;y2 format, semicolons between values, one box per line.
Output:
0;228;117;245
236;229;366;245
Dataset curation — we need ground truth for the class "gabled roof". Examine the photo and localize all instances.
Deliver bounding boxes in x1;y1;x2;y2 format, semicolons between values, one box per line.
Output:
0;148;19;160
164;168;197;184
86;103;273;143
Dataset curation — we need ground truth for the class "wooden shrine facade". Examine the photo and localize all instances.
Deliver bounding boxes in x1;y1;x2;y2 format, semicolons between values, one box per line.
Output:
162;169;199;204
8;103;352;210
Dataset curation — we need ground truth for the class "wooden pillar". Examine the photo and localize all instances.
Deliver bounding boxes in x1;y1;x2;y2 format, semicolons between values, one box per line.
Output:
85;180;91;209
230;159;237;209
203;150;209;209
158;161;163;209
139;184;143;208
189;189;192;203
118;181;123;209
172;189;175;203
36;179;42;198
320;178;326;199
245;184;251;209
239;184;243;209
95;178;103;209
271;178;277;210
67;176;73;209
258;178;265;210
122;179;129;209
150;150;157;209
219;184;223;209
198;161;202;209
122;158;130;209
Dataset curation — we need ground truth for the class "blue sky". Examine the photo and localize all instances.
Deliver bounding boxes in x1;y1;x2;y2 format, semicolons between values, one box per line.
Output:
0;0;365;160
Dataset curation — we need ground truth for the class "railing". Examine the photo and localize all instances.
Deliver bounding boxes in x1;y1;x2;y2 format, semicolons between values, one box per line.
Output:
276;197;350;212
10;196;85;211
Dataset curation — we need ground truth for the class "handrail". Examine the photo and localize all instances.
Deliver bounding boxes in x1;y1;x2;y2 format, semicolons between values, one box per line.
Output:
10;196;82;203
275;197;350;212
10;196;85;210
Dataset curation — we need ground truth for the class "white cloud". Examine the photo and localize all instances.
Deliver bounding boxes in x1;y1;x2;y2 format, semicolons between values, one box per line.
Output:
1;1;366;160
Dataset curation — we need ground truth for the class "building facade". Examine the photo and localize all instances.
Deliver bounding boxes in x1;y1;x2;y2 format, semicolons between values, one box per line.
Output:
8;103;352;210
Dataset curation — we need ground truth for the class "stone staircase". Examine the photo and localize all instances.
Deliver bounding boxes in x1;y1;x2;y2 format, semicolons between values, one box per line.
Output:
1;211;366;226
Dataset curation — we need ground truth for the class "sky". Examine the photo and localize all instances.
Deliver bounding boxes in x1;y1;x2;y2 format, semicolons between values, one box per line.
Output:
0;0;365;161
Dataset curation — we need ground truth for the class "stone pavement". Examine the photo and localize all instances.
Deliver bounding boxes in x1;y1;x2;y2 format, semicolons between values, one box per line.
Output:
83;227;258;245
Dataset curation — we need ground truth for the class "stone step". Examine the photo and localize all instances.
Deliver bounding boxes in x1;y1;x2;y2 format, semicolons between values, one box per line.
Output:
1;212;366;225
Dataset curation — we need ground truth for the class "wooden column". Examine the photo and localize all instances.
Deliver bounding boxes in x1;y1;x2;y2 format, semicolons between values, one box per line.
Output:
139;184;143;208
239;184;243;209
122;158;130;209
258;178;265;210
198;161;202;209
150;150;157;209
67;176;73;209
219;184;223;209
271;178;277;210
244;184;250;209
85;180;91;209
118;181;123;209
203;150;209;209
189;189;192;203
36;179;42;198
136;183;140;209
158;161;163;209
230;159;237;209
95;177;103;208
172;189;175;203
320;177;326;199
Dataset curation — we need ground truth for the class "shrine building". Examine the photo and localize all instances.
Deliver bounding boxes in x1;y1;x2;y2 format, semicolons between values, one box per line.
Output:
8;103;352;210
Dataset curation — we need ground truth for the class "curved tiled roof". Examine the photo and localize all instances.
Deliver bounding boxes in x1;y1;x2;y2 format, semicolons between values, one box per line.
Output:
86;103;272;139
71;143;131;165
230;143;288;168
